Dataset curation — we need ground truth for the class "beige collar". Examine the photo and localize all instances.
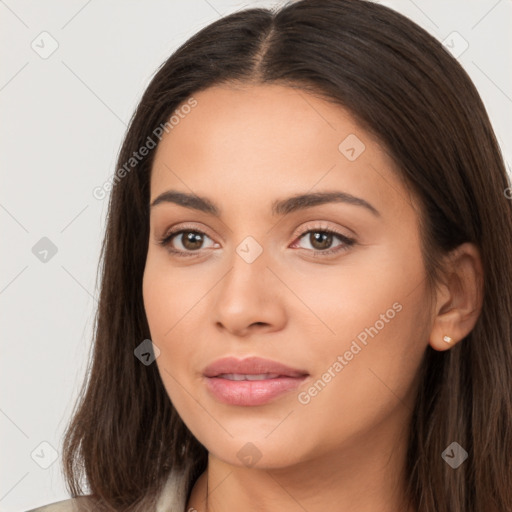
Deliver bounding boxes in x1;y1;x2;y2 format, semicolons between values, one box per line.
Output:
156;462;196;512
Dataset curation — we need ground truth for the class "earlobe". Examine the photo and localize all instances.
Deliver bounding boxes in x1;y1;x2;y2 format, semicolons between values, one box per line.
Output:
428;242;484;352
429;333;455;352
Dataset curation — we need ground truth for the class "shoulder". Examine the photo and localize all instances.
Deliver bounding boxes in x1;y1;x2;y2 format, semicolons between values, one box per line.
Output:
25;496;94;512
25;464;193;512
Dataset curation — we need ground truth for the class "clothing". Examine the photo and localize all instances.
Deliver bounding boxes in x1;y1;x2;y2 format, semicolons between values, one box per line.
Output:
24;466;191;512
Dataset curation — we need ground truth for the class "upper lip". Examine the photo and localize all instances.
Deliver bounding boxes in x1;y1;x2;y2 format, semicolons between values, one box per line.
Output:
203;356;309;378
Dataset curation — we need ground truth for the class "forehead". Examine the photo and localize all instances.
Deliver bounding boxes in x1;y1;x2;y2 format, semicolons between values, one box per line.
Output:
149;83;414;221
154;83;369;166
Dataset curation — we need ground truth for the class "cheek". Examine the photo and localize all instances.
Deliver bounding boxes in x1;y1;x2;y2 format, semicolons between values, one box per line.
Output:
142;255;213;396
294;275;428;445
297;306;426;454
142;250;212;341
290;237;426;347
289;242;428;412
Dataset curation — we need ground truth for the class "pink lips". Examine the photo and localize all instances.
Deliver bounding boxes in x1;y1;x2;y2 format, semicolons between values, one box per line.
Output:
203;356;308;378
203;356;309;406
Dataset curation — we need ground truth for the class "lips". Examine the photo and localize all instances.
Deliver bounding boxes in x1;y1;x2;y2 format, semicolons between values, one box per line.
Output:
202;356;309;406
203;356;309;378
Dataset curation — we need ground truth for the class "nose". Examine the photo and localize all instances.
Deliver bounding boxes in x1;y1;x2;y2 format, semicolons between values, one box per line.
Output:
212;247;288;337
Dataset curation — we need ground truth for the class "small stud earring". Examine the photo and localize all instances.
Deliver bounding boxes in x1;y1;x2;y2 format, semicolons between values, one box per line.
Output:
443;335;453;343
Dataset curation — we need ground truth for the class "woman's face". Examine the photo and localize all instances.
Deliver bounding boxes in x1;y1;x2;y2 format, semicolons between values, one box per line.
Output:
143;84;432;470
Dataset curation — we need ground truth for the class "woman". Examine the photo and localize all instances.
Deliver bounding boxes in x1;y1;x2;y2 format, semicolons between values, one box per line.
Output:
27;0;512;511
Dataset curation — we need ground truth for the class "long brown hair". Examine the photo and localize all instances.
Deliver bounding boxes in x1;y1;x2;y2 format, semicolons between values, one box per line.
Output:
62;1;512;510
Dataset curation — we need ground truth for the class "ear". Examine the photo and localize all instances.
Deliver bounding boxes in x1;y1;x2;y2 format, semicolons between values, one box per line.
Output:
429;242;484;351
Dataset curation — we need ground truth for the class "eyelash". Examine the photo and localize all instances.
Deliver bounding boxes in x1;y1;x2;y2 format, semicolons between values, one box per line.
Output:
157;223;356;258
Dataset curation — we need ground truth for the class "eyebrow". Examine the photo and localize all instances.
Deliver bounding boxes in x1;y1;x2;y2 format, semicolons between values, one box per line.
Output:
150;190;380;217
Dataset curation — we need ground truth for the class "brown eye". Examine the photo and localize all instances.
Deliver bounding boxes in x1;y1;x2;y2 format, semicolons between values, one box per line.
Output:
292;227;356;257
297;229;353;251
179;231;206;251
308;231;335;250
158;228;217;256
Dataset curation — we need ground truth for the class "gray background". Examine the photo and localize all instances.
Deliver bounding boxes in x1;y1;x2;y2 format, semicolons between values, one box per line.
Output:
1;1;511;510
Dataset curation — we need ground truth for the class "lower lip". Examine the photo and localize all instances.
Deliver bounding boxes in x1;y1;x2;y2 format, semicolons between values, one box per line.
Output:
204;375;308;406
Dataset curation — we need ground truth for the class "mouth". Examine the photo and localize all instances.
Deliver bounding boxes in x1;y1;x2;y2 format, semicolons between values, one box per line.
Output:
203;356;308;378
202;356;309;406
216;373;286;380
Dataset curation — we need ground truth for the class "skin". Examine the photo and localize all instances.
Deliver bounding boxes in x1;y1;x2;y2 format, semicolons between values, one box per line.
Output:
142;83;483;512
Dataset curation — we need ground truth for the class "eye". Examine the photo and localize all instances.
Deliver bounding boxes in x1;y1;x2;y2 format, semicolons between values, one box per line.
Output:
157;225;218;257
291;224;356;257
